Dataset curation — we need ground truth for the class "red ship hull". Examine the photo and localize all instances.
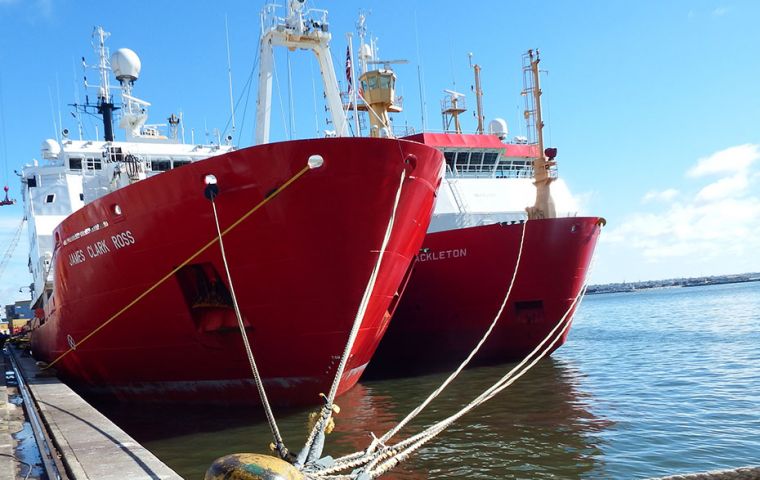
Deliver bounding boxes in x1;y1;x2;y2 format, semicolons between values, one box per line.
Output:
31;137;442;405
368;217;601;376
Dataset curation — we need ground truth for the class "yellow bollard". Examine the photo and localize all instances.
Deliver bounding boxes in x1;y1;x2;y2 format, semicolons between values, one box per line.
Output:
205;453;305;480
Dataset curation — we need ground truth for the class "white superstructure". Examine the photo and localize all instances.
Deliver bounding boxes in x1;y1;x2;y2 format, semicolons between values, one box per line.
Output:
21;27;232;309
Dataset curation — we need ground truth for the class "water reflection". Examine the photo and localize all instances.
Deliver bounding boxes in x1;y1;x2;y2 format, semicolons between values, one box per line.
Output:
94;357;611;479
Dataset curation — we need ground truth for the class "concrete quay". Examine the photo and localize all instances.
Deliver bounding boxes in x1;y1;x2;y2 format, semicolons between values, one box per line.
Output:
3;344;182;479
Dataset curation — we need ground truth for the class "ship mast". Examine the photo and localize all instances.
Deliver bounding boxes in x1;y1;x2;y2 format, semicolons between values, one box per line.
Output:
469;53;485;135
523;49;556;220
92;26;116;142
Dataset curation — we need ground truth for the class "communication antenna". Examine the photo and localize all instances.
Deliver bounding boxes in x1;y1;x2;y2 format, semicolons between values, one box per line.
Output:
367;59;408;70
414;10;427;131
441;89;466;134
71;58;85;140
56;73;64;144
225;15;236;142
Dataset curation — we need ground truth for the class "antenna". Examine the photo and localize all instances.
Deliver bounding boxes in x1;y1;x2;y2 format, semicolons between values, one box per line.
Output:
90;26;116;141
356;11;369;75
441;88;466;134
444;89;465;98
225;15;236;142
72;58;85;140
56;73;63;142
367;59;408;70
48;86;59;142
414;9;426;131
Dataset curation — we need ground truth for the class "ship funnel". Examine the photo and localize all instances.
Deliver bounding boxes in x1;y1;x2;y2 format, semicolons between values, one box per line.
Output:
111;48;141;83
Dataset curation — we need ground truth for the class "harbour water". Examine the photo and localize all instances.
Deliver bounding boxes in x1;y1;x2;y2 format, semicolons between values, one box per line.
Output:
95;281;760;479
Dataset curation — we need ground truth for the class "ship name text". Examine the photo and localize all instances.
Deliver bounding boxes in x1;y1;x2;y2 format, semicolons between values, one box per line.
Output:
68;250;86;266
86;239;111;258
416;248;467;263
111;230;136;249
67;230;136;266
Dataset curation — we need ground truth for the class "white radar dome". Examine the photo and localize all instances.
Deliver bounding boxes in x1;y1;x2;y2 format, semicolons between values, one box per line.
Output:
41;139;61;159
111;48;141;82
488;118;509;140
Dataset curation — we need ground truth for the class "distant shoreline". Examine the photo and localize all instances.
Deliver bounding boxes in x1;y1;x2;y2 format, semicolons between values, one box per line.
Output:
586;273;760;295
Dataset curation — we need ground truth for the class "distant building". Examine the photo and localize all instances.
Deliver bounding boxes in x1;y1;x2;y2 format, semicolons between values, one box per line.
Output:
0;321;8;335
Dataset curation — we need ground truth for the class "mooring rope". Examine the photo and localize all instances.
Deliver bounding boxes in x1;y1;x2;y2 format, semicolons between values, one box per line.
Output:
378;218;529;443
310;218;531;476
297;165;408;468
209;195;288;459
42;164;311;371
356;245;601;479
361;284;588;479
313;222;602;478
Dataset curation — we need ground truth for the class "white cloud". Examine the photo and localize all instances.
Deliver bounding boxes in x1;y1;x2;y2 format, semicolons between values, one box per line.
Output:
642;188;678;203
695;173;748;202
605;144;760;267
605;196;760;261
687;144;759;178
712;7;729;16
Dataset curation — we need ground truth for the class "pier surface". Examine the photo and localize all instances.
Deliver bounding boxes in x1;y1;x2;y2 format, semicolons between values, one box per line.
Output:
4;344;182;479
1;350;24;479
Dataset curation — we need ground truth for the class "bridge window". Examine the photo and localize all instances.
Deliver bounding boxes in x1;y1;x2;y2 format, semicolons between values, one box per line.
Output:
173;160;191;168
454;151;469;171
483;152;499;166
151;160;171;171
86;158;102;170
69;157;83;170
468;151;484;172
443;151;456;171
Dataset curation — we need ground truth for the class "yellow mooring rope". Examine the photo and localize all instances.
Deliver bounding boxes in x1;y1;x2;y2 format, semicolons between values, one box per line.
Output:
42;164;311;371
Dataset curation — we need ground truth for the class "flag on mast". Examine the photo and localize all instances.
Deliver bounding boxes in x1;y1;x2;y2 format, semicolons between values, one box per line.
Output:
345;45;353;97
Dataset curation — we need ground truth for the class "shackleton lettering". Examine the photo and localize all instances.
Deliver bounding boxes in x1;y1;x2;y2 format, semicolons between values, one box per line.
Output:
415;248;468;262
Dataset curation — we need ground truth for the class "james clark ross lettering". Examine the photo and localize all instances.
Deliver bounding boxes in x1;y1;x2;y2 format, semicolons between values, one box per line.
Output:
68;230;136;266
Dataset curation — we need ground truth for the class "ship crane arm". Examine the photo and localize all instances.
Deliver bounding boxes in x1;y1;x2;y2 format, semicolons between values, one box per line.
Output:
255;3;348;145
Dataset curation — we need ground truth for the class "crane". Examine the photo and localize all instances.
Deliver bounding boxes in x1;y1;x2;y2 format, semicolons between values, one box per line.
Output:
0;216;26;281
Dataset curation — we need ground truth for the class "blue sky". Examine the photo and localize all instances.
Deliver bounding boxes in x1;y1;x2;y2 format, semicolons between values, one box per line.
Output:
1;0;759;308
